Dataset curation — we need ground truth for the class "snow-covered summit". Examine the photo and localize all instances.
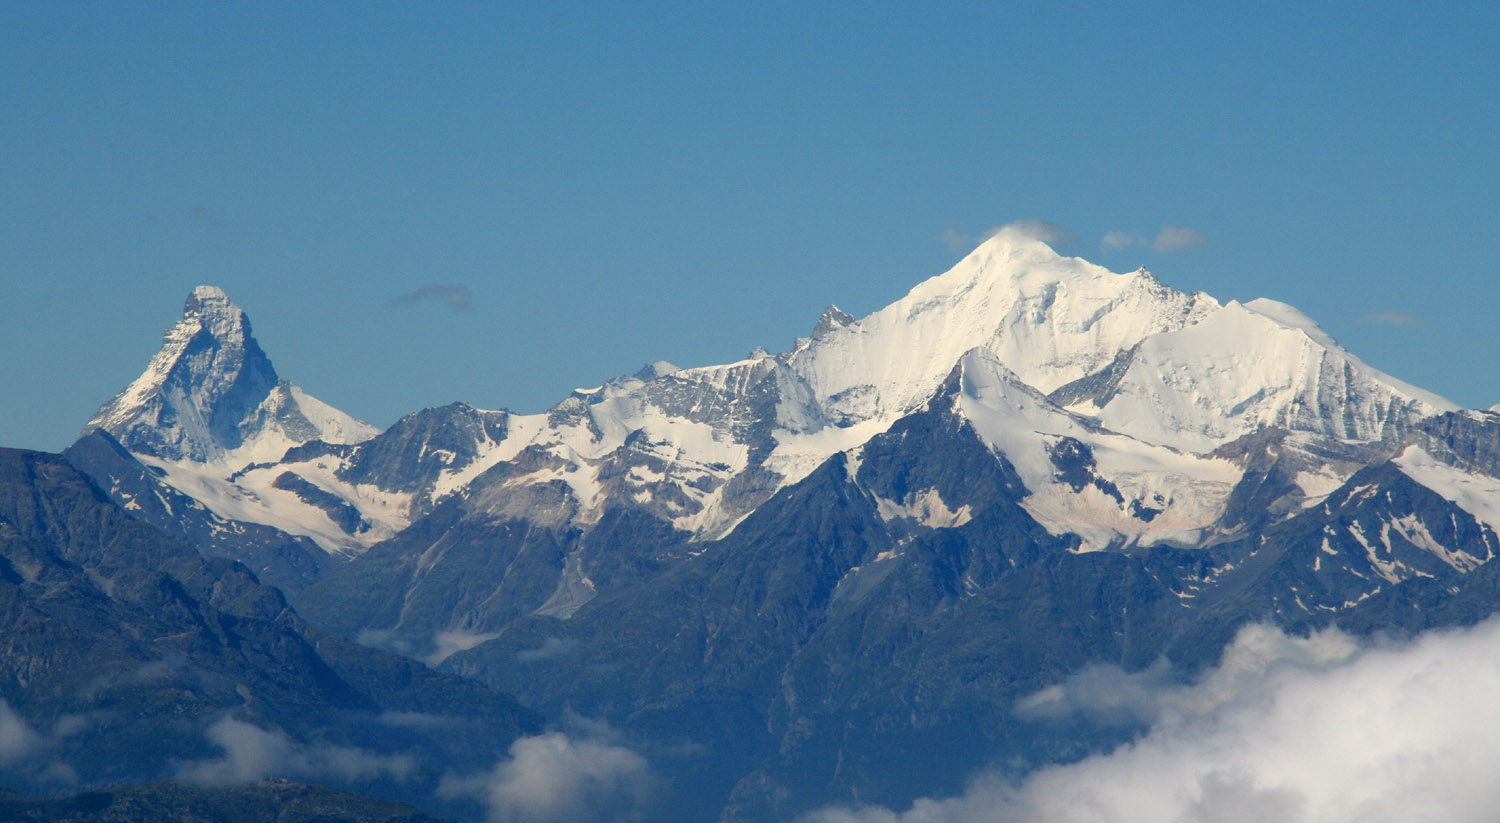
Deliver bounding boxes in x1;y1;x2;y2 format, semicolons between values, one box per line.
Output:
1085;299;1458;452
79;238;1470;560
315;229;1459;548
83;286;377;466
782;227;1221;427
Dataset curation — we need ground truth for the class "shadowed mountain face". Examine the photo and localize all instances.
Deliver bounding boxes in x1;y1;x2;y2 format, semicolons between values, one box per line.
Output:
83;286;377;466
0;447;539;816
0;781;450;823
62;429;333;594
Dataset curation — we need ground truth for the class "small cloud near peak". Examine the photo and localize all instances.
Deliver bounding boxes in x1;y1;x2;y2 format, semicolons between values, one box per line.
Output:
985;219;1078;249
1101;226;1210;253
391;284;473;312
1152;225;1211;252
943;220;1078;255
1101;231;1146;251
939;228;971;254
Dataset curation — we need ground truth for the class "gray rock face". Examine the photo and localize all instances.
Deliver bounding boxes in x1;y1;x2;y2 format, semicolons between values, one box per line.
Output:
0;447;540;811
85;287;281;461
1406;409;1500;474
419;393;1500;822
63;429;331;592
810;305;855;339
337;403;510;496
83;286;375;466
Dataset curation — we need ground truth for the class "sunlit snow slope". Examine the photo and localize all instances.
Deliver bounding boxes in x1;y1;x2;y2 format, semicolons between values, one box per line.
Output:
82;228;1468;558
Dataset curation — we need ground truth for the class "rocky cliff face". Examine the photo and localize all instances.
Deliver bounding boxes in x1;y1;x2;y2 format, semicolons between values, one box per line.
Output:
0;447;539;813
83;285;377;466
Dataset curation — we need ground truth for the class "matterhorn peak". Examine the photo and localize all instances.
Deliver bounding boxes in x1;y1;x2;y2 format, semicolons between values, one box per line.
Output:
83;286;376;465
176;284;256;348
187;283;232;305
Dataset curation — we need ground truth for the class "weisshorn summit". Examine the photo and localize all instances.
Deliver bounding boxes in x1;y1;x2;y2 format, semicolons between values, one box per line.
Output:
55;227;1500;821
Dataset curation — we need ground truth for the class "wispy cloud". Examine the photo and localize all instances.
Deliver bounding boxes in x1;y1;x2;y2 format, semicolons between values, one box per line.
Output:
175;717;415;787
425;629;502;666
1359;311;1422;327
940;228;972;254
0;699;46;766
440;731;654;823
808;617;1500;823
1152;225;1211;252
0;701;102;787
1100;231;1146;251
1100;226;1210;253
516;637;581;663
942;220;1077;255
391;284;474;311
986;219;1078;249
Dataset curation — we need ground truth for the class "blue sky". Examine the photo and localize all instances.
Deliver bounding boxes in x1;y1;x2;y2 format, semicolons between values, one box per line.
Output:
2;2;1496;451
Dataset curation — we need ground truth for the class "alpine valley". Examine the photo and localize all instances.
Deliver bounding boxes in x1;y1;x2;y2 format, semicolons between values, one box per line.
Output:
12;226;1500;821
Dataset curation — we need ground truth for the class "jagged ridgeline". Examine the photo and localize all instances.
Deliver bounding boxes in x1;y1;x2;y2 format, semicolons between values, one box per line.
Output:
49;227;1500;821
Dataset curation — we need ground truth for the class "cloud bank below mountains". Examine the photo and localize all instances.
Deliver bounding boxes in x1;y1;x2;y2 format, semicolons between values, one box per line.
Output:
175;717;415;787
0;700;47;766
440;731;653;823
809;617;1500;823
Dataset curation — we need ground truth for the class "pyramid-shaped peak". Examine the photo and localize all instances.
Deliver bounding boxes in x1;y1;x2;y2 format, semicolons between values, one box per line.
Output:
83;287;376;464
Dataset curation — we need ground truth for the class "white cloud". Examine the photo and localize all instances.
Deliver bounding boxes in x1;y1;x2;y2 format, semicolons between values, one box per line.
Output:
516;638;580;663
440;731;653;823
808;617;1500;823
985;219;1077;249
1101;231;1146;251
1101;226;1210;253
1152;225;1211;252
425;629;503;666
940;229;972;254
1016;623;1361;726
175;717;415;787
941;221;1077;255
0;699;46;765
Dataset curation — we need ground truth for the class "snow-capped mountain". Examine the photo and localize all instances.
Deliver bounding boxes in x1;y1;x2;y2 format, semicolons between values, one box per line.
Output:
944;348;1242;550
391;228;1456;547
82;286;383;553
1081;297;1455;452
79;230;1475;566
85;285;378;464
57;230;1500;823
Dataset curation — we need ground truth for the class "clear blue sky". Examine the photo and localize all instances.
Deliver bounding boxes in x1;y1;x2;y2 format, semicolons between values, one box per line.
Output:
3;2;1497;452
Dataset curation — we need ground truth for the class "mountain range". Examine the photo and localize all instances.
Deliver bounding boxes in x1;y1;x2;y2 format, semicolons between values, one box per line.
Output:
15;225;1500;821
